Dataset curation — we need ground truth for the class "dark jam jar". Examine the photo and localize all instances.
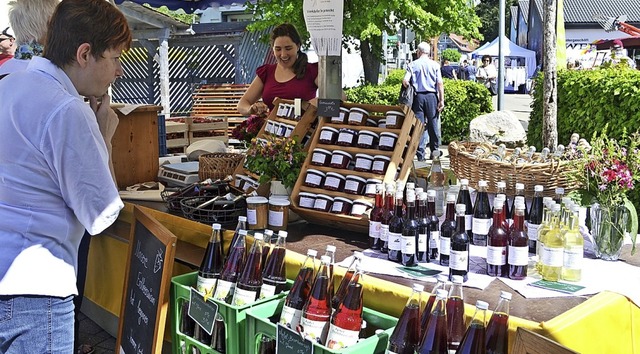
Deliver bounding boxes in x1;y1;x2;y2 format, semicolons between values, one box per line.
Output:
330;197;353;215
364;178;383;197
310;148;332;166
356;130;379;149
353;153;374;173
313;194;334;212
366;118;377;127
336;128;357;147
332;107;350;124
372;155;391;175
303;169;325;188
323;172;346;191
319;127;339;145
298;192;317;209
385;110;405;129
344;175;367;195
378;132;398;151
348;107;369;126
351;199;373;216
377;119;386;128
330;150;353;169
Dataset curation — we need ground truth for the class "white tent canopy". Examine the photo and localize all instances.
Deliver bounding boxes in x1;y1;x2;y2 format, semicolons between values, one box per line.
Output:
471;35;537;78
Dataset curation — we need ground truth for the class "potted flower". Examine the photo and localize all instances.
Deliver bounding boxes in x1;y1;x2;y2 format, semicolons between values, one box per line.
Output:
244;135;307;190
568;128;639;260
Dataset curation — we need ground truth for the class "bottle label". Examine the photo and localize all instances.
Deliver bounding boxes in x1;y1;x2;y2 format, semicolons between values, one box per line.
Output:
440;237;451;256
300;316;330;344
213;279;235;301
430;231;440;249
465;215;473;231
196;276;217;296
486;246;506;265
541;246;564;267
472;217;492;235
279;305;303;329
401;236;416;254
449;249;468;271
418;233;428;252
315;199;328;210
259;282;277;299
337;132;353;144
231;287;258;307
527;223;541;241
563;246;583;270
508;245;528;266
247;209;258;226
380;225;389;242
325;323;360;349
388;232;402;251
369;221;381;239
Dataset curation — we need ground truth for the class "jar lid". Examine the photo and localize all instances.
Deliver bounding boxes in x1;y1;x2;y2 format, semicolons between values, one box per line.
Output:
380;132;399;138
366;119;377;126
340;106;350;112
307;169;326;176
353;199;373;207
349;107;369;115
366;178;383;183
333;150;353;158
346;175;367;183
358;130;379;138
316;194;334;201
299;192;317;198
385;110;405;117
334;197;354;204
326;172;346;180
313;148;332;154
355;153;374;159
269;198;291;206
246;196;268;204
321;126;339;133
373;155;391;161
339;128;357;134
378;119;386;123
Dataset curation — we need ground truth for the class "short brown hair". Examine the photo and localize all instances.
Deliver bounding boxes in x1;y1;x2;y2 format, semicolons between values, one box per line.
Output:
44;0;131;68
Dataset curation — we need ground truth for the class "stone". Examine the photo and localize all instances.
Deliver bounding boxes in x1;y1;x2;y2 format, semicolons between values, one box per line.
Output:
469;111;527;147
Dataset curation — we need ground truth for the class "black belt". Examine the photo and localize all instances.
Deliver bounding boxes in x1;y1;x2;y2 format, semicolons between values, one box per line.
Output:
416;91;436;94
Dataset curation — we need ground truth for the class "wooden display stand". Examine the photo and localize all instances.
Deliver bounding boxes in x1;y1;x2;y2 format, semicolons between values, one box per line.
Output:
289;103;424;233
165;120;189;152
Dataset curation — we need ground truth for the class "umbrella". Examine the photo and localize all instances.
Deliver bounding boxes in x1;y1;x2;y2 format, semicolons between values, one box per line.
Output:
595;36;640;50
113;0;251;13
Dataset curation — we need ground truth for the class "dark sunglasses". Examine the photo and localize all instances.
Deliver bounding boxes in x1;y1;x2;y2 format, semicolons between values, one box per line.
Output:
0;37;14;43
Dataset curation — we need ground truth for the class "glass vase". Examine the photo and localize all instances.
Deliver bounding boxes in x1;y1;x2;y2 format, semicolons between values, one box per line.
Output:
590;203;628;261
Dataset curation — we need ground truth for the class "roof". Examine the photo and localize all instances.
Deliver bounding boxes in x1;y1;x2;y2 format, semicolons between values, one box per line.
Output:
448;33;480;52
518;0;529;24
511;6;519;26
531;0;640;25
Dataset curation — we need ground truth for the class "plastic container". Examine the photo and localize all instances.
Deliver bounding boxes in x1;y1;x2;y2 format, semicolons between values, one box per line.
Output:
378;132;399;151
385;110;405;129
336;128;357;147
310;148;332;167
304;169;325;188
314;194;334;212
330;197;353;215
357;130;379;149
354;153;374;173
331;107;350;124
348;107;369;126
344;175;367;195
319;127;340;145
246;196;268;230
268;198;290;232
372;155;391;175
364;178;383;197
323;172;346;191
298;192;317;209
351;199;374;216
330;150;353;169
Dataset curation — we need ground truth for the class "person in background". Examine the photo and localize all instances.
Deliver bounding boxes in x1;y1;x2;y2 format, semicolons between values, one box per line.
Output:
0;27;16;66
606;39;635;69
457;60;468;80
441;59;457;79
0;0;129;353
464;59;477;81
476;54;498;95
403;42;444;161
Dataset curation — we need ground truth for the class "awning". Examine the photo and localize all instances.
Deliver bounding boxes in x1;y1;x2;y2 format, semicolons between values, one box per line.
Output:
113;0;252;13
595;36;640;50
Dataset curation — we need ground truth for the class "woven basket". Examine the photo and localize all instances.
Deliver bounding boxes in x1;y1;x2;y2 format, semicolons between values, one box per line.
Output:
447;141;579;197
198;153;244;181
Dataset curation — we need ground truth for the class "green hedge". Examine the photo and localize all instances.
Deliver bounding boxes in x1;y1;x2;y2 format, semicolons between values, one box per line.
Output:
345;70;493;143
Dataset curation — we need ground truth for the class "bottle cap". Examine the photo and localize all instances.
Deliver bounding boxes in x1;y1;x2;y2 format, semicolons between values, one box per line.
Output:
452;275;464;284
427;189;436;197
375;329;384;335
478;180;488;187
320;255;332;264
406;193;416;202
436;274;449;283
413;283;425;292
534;185;544;192
238;216;247;222
326;245;336;252
500;291;513;300
570;204;580;213
476;300;489;310
254;232;264;240
515;183;525;190
455;204;466;213
264;229;274;236
460;178;469;186
562;197;571;205
278;230;288;238
435;289;448;298
446;193;457;202
307;249;318;257
415;187;424;194
212;223;221;230
497;181;506;188
555;187;565;194
239;229;248;235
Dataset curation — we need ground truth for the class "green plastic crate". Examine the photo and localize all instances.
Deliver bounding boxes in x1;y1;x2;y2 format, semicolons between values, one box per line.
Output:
245;297;398;354
171;272;291;354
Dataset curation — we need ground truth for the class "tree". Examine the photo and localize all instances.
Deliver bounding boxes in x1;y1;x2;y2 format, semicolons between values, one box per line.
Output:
246;0;481;85
542;0;558;148
475;0;519;43
441;48;462;63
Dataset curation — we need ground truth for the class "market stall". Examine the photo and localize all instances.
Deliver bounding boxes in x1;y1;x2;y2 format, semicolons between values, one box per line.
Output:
471;35;537;92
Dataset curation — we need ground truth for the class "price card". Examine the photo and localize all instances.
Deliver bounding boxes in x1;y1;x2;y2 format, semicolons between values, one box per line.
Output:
276;323;314;354
528;280;585;294
317;99;341;117
188;288;219;335
397;265;442;278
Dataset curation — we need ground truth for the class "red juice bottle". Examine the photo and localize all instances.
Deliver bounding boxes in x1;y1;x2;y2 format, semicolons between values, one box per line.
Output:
472;180;492;247
514;183;529;220
210;313;226;353
440;193;457;266
456;179;474;240
496;182;512;222
427;190;441;260
455;300;488;354
259;230;287;299
231;232;264;306
388;190;405;263
196;223;224;296
420;274;449;335
262;229;274;267
447;275;466;351
485;291;512;354
368;183;385;250
401;191;418;267
416;289;449;354
380;185;395;254
417;192;429;262
300;255;333;344
508;202;528;279
331;252;362;311
227;216;247;259
486;197;508;277
213;229;247;303
279;249;317;329
449;204;470;282
325;265;365;350
324;245;336;300
387;283;424;354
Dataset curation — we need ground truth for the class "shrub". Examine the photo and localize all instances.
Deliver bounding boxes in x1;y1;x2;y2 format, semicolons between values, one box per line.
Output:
383;69;406;86
440;48;462;63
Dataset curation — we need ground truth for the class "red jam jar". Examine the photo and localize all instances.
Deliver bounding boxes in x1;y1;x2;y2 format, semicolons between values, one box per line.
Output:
366;119;377;127
372;155;391;174
330;197;353;215
331;107;350;124
348;107;369;126
298;192;317;209
323;172;346;191
364;178;383;197
303;169;325;188
354;153;374;173
313;194;334;212
385;110;405;129
351;199;373;216
336;128;357;146
356;130;379;149
310;148;332;166
319;127;339;145
330;150;353;169
344;175;367;195
377;119;386;128
379;132;398;151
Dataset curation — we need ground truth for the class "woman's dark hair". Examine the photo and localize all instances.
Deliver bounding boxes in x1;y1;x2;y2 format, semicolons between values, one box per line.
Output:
271;23;308;79
482;55;492;64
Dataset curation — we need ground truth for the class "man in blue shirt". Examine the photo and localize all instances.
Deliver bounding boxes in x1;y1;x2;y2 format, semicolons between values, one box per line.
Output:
403;42;445;161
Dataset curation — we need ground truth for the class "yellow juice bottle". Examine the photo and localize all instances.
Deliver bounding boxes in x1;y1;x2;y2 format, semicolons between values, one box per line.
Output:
562;205;583;281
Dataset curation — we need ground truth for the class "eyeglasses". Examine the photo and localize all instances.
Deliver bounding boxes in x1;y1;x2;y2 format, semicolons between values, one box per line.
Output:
0;37;14;43
483;59;490;62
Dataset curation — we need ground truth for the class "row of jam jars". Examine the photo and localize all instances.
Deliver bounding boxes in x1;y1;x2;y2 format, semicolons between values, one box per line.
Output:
318;126;398;151
328;107;405;129
297;192;372;216
310;148;391;175
265;120;294;137
276;101;303;120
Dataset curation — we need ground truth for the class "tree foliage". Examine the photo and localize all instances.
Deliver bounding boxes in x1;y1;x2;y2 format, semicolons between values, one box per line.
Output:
474;0;518;44
441;48;462;62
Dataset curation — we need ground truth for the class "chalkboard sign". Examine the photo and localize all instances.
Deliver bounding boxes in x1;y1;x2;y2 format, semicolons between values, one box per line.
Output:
276;323;314;354
116;206;177;354
188;287;219;335
317;98;341;117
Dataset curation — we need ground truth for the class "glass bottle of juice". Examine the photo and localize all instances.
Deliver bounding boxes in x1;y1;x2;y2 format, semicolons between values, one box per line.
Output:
487;197;508;277
450;204;470;282
420;274;449;335
387;283;424;354
369;183;384;250
388;190;405;263
213;229;247;303
401;191;418;267
508;202;528;280
231;232;264;306
553;187;565;204
331;252;362;311
455;300;488;354
416;289;449;354
447;275;466;351
262;229;274;266
485;291;512;354
197;223;224;296
324;245;336;299
300;255;333;344
540;208;564;281
561;204;583;282
427;190;441;260
526;185;544;254
280;249;317;329
493;195;509;231
496;181;512;222
227;216;247;259
535;200;556;273
417;191;430;263
325;265;365;350
472;180;492;246
257;334;275;354
456;179;474;239
380;185;395;254
440;193;457;266
514;183;529;220
428;150;446;216
210;313;226;353
260;230;288;299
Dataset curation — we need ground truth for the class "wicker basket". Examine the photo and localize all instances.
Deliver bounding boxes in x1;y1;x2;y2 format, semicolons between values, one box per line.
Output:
198;153;244;181
447;141;578;197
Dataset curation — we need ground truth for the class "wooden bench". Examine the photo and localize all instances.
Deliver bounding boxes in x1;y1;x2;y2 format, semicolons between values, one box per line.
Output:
187;84;250;143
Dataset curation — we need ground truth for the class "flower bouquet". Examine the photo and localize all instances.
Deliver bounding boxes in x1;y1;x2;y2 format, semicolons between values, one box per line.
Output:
231;114;266;145
244;135;306;189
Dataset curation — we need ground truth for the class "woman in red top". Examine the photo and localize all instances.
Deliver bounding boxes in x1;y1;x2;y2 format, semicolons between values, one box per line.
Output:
237;23;319;115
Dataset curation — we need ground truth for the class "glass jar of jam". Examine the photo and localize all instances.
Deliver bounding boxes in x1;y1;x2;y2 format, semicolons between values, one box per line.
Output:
246;196;268;229
330;150;352;169
313;194;334;212
378;132;398;151
268;198;290;232
319;127;339;145
284;124;294;138
351;199;373;216
330;197;353;215
331;107;350;124
348;107;369;126
356;130;379;149
303;169;325;188
385;110;405;129
353;153;374;173
298;192;317;209
310;148;332;167
372;155;391;175
364;178;383;197
377;119;386;129
336;128;357;146
366;118;377;127
265;120;275;135
323;172;346;191
344;175;367;195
